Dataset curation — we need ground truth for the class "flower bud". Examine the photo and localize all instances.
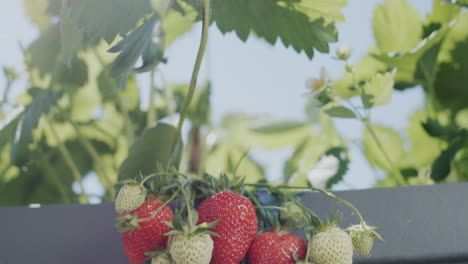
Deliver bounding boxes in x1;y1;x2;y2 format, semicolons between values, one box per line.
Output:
336;45;351;61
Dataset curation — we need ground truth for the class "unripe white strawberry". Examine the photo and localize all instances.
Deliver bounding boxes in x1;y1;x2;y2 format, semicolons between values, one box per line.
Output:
115;183;146;214
151;253;172;264
350;230;373;255
169;234;214;264
347;224;382;256
309;226;353;264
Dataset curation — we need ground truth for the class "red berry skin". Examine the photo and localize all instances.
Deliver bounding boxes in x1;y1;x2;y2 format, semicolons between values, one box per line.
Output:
120;199;174;264
198;191;258;264
248;232;307;264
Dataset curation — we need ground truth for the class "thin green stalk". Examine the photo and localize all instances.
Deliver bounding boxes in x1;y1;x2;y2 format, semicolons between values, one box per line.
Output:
72;122;116;198
171;0;210;153
46;117;89;203
147;70;157;128
246;183;365;226
137;189;180;222
346;63;407;185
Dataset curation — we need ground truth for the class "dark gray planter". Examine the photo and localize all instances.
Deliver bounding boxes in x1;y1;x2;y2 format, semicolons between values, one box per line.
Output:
0;183;467;264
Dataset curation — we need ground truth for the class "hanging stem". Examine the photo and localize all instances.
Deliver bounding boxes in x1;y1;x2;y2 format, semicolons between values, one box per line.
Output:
45;116;89;204
246;183;365;226
171;0;211;152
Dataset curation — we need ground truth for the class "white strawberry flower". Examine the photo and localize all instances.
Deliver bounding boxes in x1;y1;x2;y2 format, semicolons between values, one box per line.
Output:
307;154;340;189
305;67;328;96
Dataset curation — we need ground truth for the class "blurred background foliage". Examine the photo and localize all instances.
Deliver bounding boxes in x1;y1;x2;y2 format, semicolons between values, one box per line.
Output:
0;0;467;206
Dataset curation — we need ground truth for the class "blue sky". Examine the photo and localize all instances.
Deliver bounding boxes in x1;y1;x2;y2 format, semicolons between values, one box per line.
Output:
0;1;434;200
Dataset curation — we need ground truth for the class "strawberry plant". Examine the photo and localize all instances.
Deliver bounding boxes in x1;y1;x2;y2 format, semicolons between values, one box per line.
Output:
2;0;468;262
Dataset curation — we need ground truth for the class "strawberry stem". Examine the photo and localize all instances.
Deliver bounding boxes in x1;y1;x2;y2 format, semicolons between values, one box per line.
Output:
246;183;366;227
170;0;211;154
137;189;181;223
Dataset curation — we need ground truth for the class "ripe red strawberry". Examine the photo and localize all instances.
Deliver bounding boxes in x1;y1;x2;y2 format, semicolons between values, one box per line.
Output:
248;231;307;264
119;199;174;264
197;191;258;264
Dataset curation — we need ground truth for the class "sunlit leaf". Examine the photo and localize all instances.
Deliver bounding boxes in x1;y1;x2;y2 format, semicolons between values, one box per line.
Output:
363;125;404;171
204;143;265;184
402;109;444;169
24;0;51;31
374;24;449;89
373;0;422;53
163;5;196;46
333;55;387;98
362;70;395;107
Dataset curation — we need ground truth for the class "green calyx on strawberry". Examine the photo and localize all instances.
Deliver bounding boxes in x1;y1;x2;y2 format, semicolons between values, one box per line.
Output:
115;180;147;214
165;186;219;264
151;253;173;264
308;216;353;264
248;226;307;264
346;223;383;255
144;247;174;264
197;174;258;264
118;199;174;264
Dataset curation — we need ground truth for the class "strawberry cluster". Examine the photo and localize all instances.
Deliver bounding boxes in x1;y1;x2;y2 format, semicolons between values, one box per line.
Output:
114;175;381;264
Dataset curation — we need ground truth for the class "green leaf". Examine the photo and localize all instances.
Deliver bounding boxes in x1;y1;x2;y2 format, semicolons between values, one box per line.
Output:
446;0;468;7
26;23;61;77
283;117;341;185
250;121;307;134
0;112;23;150
402;109;444;169
425;0;460;26
10;90;63;166
374;24;449;89
362;70;395;107
248;121;312;149
431;136;465;182
434;35;468;112
324;147;349;188
333;55;387;98
363;125;404;171
24;0;51;31
108;14;164;86
279;0;347;24
218;114;312;150
60;6;84;65
373;0;422;53
68;0;152;44
118;122;182;182
209;0;343;59
55;57;88;91
324;106;356;118
163;4;196;46
205;143;265;184
422;118;458;141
